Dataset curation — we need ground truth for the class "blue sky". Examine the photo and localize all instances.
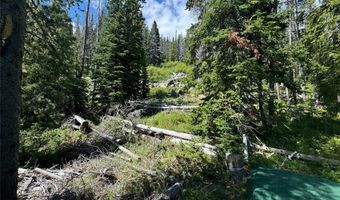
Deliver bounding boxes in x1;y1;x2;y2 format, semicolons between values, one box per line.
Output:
69;0;196;37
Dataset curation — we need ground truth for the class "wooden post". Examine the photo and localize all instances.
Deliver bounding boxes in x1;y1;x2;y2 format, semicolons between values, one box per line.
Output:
225;153;247;183
242;134;249;162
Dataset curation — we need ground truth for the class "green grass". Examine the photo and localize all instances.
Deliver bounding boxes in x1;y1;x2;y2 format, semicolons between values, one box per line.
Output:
264;115;340;160
149;87;179;99
147;61;193;83
250;152;340;182
67;135;244;199
19;126;87;166
146;95;202;105
250;114;340;182
140;111;195;133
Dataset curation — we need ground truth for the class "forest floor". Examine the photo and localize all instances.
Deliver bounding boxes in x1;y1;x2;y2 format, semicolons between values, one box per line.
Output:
17;62;339;199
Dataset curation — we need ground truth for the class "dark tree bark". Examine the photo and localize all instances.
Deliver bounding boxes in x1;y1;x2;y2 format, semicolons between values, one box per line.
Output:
0;0;26;199
257;81;267;127
79;0;91;79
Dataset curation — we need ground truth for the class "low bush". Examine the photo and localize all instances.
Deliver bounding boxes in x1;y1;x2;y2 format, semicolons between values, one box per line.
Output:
19;126;87;166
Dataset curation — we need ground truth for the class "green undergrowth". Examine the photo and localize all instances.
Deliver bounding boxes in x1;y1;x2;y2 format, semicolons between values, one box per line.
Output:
146;95;202;105
140;111;195;133
147;61;192;83
263;114;340;160
19;126;87;166
66;136;245;199
149;87;180;99
19;117;127;167
251;113;340;182
250;152;340;182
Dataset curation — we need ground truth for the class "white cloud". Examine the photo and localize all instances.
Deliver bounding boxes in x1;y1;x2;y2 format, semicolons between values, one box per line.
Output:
142;0;197;38
91;0;104;10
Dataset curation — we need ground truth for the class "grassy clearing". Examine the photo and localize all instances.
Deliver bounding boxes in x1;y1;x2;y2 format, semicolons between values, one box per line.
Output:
140;111;195;133
147;61;192;83
66;136;245;199
149;87;180;99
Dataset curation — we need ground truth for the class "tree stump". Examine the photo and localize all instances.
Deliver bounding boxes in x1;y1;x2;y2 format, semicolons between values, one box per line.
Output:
225;153;248;183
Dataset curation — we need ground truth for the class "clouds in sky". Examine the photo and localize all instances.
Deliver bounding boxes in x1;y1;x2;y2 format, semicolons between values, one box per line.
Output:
142;0;196;37
80;0;196;37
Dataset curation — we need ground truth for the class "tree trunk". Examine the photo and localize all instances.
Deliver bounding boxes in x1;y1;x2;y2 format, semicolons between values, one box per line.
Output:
268;81;275;126
257;81;267;127
0;1;26;199
79;0;91;79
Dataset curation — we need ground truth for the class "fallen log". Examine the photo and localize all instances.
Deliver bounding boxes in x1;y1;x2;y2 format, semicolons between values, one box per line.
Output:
242;134;249;162
152;182;182;200
251;143;340;165
33;168;64;181
143;105;198;110
73;115;89;130
125;121;200;141
170;138;217;156
92;128;140;160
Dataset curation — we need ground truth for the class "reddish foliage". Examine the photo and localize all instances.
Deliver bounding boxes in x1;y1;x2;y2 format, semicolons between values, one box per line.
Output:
227;30;262;60
227;31;249;48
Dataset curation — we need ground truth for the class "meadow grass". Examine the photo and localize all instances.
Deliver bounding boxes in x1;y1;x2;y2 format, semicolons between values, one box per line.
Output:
140;111;195;133
147;61;192;83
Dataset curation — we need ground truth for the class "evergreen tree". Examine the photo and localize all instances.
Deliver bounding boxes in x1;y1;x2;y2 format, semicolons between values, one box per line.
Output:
123;0;147;98
22;0;82;129
188;0;294;141
303;0;339;113
150;21;162;65
92;0;146;112
92;0;126;111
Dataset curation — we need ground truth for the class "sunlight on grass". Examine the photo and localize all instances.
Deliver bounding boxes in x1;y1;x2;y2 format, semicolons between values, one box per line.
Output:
140;111;194;133
147;61;193;83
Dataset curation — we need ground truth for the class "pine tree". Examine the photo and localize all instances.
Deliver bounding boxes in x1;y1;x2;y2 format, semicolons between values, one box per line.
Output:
150;21;162;65
303;0;340;113
22;0;82;129
92;0;126;111
92;0;147;112
188;0;294;139
123;0;147;98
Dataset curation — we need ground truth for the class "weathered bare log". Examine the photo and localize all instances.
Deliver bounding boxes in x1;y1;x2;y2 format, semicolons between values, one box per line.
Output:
152;182;182;200
144;105;198;110
127;122;200;141
252;143;340;165
71;124;81;130
170;138;217;156
73;114;89;130
33;168;64;181
242;134;249;162
92;128;140;160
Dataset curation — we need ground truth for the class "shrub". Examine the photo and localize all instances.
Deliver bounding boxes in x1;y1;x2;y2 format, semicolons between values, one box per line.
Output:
19;126;87;166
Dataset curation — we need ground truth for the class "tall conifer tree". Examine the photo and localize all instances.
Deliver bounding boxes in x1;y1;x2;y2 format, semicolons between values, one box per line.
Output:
150;21;162;65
